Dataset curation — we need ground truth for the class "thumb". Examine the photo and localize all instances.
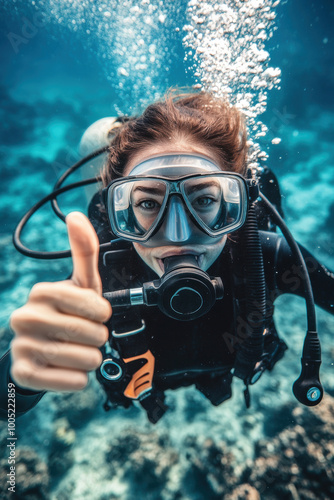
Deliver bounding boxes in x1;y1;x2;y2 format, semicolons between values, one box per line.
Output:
66;211;102;294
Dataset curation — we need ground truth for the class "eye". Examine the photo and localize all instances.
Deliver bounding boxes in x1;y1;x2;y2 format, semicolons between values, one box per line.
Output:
138;199;160;210
193;196;215;207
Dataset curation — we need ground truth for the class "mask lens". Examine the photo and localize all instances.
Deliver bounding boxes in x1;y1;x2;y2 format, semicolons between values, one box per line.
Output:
110;179;168;237
182;175;244;234
107;173;247;241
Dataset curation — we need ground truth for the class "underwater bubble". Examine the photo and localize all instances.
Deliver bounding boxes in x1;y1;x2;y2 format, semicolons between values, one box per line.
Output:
183;0;282;167
17;0;184;114
118;67;130;77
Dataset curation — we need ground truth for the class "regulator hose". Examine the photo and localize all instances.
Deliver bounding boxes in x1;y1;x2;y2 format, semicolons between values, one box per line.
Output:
233;204;266;384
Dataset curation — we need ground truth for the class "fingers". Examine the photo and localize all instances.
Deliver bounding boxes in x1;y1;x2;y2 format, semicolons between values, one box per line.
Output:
66;211;102;294
11;306;109;347
10;357;89;392
28;281;112;323
11;336;102;372
10;301;109;392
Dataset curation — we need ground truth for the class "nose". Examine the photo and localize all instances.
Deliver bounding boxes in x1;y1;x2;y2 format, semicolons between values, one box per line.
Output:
162;196;193;243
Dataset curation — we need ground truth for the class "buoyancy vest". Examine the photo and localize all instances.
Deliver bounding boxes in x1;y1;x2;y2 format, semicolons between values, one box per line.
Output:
93;230;287;423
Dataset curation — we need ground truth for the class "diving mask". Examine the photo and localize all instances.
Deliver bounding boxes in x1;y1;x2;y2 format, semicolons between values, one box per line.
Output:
103;154;249;246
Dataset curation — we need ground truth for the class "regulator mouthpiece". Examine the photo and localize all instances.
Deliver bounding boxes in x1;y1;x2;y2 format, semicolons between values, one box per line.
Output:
104;255;224;321
151;255;224;320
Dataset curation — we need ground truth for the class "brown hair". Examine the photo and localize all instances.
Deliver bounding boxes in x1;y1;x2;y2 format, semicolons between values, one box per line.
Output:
101;90;248;186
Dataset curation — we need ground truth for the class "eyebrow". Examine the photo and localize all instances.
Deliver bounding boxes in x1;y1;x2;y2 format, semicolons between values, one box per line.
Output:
132;185;165;196
186;180;221;195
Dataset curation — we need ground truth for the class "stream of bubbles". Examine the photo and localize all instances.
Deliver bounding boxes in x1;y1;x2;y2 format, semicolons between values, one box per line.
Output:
183;0;282;167
7;0;282;164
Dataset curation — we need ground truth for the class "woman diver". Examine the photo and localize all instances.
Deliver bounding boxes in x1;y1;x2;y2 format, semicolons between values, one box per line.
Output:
1;91;333;423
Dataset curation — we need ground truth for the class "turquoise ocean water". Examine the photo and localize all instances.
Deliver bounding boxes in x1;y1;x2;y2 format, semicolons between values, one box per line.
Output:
0;1;333;499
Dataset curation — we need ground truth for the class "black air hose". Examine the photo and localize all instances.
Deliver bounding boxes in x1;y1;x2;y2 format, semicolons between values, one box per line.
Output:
234;204;266;382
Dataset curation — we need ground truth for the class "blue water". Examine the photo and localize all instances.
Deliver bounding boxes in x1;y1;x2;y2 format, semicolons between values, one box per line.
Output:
0;1;333;498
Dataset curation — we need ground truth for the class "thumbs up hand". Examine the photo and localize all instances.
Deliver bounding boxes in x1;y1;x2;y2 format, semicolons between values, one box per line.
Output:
10;212;112;392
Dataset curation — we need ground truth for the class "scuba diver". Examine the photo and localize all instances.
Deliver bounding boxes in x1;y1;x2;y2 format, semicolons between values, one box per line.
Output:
0;91;333;423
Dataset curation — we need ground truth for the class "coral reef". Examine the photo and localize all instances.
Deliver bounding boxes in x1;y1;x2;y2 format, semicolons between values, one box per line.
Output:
0;391;333;499
52;379;102;428
48;417;75;479
182;435;239;498
101;395;334;500
0;447;49;500
105;429;179;499
244;395;334;500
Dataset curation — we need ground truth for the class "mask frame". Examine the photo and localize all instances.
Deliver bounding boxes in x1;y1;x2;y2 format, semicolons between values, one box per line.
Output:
102;171;249;243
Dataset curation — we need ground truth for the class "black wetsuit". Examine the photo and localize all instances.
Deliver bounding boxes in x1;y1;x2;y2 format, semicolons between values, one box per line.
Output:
1;170;333;420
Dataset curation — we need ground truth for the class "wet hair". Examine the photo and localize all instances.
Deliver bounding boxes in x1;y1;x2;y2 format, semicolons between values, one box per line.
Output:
101;90;248;186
